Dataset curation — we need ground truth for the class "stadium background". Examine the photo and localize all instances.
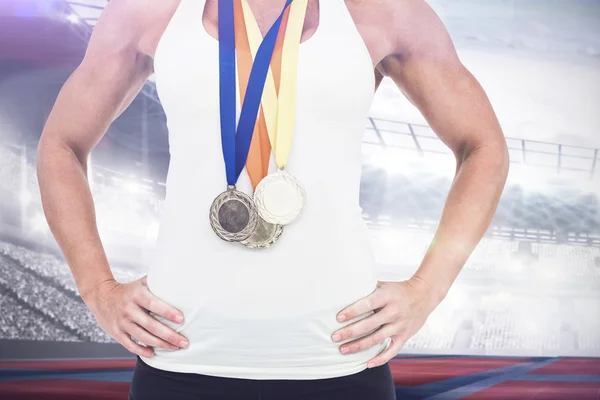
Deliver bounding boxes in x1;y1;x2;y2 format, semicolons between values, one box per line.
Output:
0;0;599;398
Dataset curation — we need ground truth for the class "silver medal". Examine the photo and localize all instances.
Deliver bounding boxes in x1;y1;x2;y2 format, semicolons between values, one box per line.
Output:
210;186;258;242
240;217;283;249
254;169;306;225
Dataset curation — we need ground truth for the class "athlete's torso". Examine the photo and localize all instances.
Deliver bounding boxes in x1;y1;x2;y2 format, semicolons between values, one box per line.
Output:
139;0;390;380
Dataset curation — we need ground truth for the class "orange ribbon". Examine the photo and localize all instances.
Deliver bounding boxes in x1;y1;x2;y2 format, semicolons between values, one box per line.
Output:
234;0;290;190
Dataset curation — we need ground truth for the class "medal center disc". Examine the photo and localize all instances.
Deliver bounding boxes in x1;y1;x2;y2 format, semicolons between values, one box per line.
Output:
263;180;298;217
218;199;250;233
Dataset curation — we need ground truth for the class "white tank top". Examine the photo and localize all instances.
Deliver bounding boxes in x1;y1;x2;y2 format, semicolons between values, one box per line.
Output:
141;0;388;379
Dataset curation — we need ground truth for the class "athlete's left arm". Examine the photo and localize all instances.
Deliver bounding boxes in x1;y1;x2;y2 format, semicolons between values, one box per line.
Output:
380;0;511;302
331;0;510;366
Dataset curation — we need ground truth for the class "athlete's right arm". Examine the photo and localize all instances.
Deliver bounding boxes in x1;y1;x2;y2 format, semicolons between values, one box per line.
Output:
36;0;188;357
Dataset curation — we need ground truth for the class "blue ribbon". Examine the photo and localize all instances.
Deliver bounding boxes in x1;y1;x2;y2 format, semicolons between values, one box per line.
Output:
219;0;293;186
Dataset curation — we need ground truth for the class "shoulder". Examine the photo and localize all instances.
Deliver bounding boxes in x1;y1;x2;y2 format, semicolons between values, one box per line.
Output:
345;0;456;70
91;0;179;57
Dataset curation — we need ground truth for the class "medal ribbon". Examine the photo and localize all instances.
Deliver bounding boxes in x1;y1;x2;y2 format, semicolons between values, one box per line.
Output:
234;0;290;189
218;0;293;186
242;0;308;170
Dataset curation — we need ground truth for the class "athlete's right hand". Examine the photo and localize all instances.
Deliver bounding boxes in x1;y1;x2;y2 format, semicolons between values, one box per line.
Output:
83;275;188;358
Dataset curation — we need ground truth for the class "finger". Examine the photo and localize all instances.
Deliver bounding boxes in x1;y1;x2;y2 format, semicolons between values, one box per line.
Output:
332;307;391;343
367;335;406;368
338;323;398;355
127;304;189;349
123;321;180;351
336;289;387;323
116;331;155;358
135;285;184;324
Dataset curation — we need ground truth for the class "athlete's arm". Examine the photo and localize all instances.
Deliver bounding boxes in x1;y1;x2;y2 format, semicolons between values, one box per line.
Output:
36;0;188;356
378;0;510;301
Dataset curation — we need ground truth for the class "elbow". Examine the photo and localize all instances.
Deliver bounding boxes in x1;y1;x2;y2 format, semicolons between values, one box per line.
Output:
38;125;88;166
36;129;56;176
36;131;87;184
35;133;56;190
35;133;48;177
500;142;510;179
492;139;510;182
37;122;55;166
458;137;510;182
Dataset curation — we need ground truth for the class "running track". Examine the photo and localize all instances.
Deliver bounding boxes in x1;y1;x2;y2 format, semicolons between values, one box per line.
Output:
0;355;599;399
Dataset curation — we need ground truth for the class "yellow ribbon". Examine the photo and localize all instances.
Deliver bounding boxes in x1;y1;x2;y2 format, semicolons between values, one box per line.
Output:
241;0;309;169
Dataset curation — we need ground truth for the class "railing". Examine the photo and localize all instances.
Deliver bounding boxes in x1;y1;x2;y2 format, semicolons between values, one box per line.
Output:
366;117;600;179
63;0;104;26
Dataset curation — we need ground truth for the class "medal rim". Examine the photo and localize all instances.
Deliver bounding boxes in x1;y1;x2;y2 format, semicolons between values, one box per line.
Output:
240;217;284;249
254;170;306;225
210;187;259;242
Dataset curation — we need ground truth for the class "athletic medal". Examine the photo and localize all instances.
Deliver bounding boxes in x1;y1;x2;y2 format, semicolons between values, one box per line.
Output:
253;0;308;225
210;185;258;242
254;169;305;225
234;0;290;248
240;216;284;249
210;0;293;242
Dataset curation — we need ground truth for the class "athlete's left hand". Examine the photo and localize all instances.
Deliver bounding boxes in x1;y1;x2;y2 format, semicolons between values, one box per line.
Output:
332;277;442;368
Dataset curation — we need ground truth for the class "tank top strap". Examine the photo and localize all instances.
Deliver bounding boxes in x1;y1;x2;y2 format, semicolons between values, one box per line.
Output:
312;0;374;70
317;0;356;33
195;0;212;42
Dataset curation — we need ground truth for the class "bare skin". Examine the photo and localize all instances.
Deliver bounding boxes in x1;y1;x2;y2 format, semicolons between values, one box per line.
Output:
37;0;509;360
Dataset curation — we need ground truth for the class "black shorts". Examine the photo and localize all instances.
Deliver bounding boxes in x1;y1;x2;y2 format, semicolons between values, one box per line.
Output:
128;356;396;400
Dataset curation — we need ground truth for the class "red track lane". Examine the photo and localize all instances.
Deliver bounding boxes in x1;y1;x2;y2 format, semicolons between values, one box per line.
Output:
0;359;136;371
0;379;130;400
529;358;600;376
1;356;599;399
388;357;532;386
463;381;600;400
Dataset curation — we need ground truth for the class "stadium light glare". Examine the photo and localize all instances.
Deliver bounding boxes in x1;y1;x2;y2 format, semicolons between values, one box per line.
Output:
423;313;452;334
507;163;555;193
440;287;468;310
146;220;160;241
510;259;526;273
539;264;564;282
126;181;141;194
66;14;80;24
32;214;49;233
368;148;420;174
489;291;512;303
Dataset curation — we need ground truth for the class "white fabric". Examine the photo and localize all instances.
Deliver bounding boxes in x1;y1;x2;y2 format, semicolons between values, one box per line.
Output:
141;0;388;380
